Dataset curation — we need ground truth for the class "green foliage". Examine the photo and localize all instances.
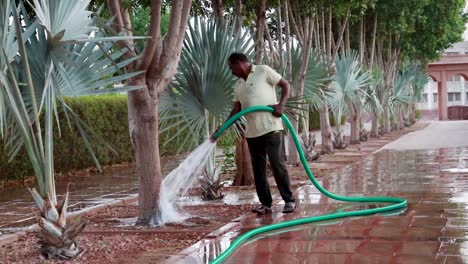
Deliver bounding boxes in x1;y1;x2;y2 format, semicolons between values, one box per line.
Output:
415;109;421;120
401;0;466;64
329;51;371;126
0;95;131;180
0;1;143;199
375;0;466;64
0;94;195;181
308;110;345;130
217;130;237;174
131;6;170;50
159;17;254;152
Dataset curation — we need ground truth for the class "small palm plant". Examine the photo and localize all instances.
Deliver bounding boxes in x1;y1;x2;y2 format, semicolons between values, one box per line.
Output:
329;51;371;148
159;18;254;199
0;0;142;259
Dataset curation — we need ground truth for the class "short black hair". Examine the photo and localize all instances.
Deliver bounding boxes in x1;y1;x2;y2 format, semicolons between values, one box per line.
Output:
228;52;249;64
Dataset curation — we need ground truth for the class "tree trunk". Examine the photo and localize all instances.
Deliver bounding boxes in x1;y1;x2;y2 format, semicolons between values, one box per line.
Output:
127;83;161;225
369;13;378;68
409;103;416;124
371;112;379;137
108;0;192;226
213;0;225;26
358;15;365;64
319;106;333;154
234;0;243;37
348;102;360;145
277;1;283;72
383;103;391;133
288;16;313;166
255;0;266;64
233;137;253;186
345;18;350;52
284;0;292;77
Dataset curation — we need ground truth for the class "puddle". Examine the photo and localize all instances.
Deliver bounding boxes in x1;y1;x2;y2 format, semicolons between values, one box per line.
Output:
442;168;468;173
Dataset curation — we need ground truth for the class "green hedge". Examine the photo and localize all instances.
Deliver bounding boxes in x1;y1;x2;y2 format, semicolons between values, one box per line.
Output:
0;96;347;181
0;95;188;181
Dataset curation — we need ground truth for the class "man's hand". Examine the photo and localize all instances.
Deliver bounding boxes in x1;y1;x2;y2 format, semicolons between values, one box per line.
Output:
269;103;285;118
210;126;221;143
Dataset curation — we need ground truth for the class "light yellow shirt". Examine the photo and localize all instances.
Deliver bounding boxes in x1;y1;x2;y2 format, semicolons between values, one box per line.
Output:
233;64;284;138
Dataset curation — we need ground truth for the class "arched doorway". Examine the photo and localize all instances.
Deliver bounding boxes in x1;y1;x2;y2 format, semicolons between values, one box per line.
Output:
427;55;468;120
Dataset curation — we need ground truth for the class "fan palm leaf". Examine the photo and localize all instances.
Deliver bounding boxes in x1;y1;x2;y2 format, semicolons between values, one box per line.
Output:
389;63;416;121
329;51;371;126
289;46;330;110
363;67;384;114
160;17;254;152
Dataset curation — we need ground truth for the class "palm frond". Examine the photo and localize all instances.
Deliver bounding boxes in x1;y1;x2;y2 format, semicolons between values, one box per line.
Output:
32;0;94;42
281;46;330;111
363;67;384;113
160;17;254;152
329;51;371;125
1;1;143;200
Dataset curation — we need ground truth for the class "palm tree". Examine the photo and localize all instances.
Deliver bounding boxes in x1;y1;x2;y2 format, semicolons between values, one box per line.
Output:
389;64;417;130
408;67;430;124
329;51;371;147
364;68;384;138
159;17;254;199
0;0;141;259
287;46;329;159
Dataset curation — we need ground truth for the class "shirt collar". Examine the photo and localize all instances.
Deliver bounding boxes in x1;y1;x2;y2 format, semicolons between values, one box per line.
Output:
250;64;256;73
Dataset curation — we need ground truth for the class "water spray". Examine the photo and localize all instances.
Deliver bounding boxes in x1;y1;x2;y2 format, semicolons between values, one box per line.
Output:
209;106;407;264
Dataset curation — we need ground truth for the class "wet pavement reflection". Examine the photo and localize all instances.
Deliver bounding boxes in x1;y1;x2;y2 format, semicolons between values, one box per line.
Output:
165;147;468;263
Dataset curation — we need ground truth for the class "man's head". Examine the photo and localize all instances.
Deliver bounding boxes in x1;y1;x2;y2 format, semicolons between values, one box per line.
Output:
228;52;250;78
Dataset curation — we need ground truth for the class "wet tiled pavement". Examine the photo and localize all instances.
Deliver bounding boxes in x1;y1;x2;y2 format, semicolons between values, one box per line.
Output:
165;145;468;263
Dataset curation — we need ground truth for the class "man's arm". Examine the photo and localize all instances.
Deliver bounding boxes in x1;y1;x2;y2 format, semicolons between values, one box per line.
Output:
271;78;290;117
228;101;242;119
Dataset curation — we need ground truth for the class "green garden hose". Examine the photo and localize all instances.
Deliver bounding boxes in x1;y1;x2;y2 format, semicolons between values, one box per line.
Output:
209;106;407;264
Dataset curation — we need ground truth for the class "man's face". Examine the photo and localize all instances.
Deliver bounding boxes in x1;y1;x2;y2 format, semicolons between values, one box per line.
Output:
228;60;243;78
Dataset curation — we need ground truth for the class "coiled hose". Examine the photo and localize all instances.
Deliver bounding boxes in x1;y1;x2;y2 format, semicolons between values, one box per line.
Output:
209;106;407;264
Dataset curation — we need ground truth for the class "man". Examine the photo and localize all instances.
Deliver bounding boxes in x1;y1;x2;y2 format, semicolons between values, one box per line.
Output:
214;52;296;214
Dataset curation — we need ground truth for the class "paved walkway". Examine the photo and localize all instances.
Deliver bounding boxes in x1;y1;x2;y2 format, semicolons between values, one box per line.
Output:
165;121;468;263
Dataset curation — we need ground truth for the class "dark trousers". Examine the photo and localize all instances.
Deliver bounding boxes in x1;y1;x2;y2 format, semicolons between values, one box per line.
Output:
247;131;295;207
